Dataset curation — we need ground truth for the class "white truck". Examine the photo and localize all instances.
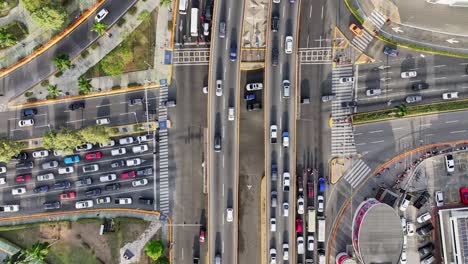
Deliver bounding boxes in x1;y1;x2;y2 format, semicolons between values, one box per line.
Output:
308;209;316;233
318;218;326;243
0;205;19;212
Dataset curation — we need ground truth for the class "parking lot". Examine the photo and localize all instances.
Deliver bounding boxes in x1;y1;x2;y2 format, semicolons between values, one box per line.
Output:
0;133;158;214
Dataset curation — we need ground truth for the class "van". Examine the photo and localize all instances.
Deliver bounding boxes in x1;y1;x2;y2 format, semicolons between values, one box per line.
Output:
215;254;221;264
270;218;276;232
214;135;221;152
271;191;278;207
219;22;226;38
283;80;290;98
228;107;234;121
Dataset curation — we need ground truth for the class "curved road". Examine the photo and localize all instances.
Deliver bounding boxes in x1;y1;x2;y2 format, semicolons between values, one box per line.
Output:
0;0;137;99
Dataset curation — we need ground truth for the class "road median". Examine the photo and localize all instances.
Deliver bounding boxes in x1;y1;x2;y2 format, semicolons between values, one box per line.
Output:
352;100;468;125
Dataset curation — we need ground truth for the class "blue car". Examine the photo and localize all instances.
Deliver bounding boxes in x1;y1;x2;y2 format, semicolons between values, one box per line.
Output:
229;43;237;61
383;46;398;57
53;181;71;190
33;185;49;193
244;94;255;101
64;155;80;164
318;177;325;192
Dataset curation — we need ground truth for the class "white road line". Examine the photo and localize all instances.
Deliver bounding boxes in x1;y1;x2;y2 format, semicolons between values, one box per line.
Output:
181;248;184;260
96;104;111;108
450;130;467;134
420;123;431;127
7;117;18;120
356;142;366;146
66;119;85;123
222;155;225;168
368;130;383;134
228;7;231;20
321;5;324;19
433;65;446;68
370;140;384;144
354;133;363;136
392;127;404;130
434;77;447;80
445;120;459;124
462;75;468;78
460;63;468;65
223;184;225;197
282;5;285;17
309;5;312;18
34;125;49;128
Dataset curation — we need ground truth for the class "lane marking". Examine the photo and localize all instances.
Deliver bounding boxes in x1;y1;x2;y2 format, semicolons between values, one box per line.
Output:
368;130;383;134
450;130;467;134
370;140;384;144
433;65;446;68
309;5;312;18
223;184;225;197
356;142;366;146
420;123;431;127
96;104;111;108
392;127;404;131
434;77;447;80
445;120;459;124
321;5;324;19
65;119;85;123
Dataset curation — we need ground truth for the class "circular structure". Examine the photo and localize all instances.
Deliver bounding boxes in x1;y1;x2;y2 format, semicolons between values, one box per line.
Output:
336;252;357;264
352;199;403;264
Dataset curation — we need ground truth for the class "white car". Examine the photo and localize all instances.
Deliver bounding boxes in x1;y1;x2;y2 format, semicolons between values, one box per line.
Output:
273;0;280;3
435;191;444;207
282;202;289;217
119;137;134;145
282;243;289;261
202;86;208;94
270;248;277;264
442;92;459;100
0;205;19;212
282;80;290;98
132;179;148;187
226;208;233;222
18;119;34;127
400;249;407;264
307;236;314;251
339;77;354;84
137;135;152;143
445;154;455;172
75;200;94;209
99;140;115;148
282;132;289;148
96;118;110;125
228;107;235;121
0;167;6;174
96;196;111;205
270;125;278;144
95;9;109;22
406;222;415;236
285;36;293;54
400;217;407;230
132;144;149;154
99;174;117;182
32;150;49;158
126;158;142;166
245;83;263;91
203;22;209;36
111;147;127;156
0;177;5;185
417;212;432;223
399;195;411;212
270;218;276;232
317;195;324;212
58;166;74;174
297;236;304;254
297;196;304;214
53;150;64;156
115;198;132;205
37;173;54;181
366;88;382;96
216;80;223;96
11;187;26;195
283;172;290;192
401;71;417;78
75;143;93;151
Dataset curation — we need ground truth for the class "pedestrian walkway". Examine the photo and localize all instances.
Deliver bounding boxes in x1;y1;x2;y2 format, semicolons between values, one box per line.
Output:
172;47;210;66
298;47;333;64
157;85;170;214
331;66;357;157
350;31;373;52
367;10;387;29
343;159;371;188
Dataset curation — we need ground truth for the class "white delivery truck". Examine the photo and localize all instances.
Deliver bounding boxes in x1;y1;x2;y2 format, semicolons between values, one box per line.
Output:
318;218;326;243
308;209;316;233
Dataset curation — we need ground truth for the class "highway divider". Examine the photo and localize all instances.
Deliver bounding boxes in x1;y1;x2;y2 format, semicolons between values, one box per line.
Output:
352;99;468;125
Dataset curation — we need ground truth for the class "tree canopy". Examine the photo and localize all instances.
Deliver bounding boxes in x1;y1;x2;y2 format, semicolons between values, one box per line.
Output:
0;138;24;162
144;240;164;261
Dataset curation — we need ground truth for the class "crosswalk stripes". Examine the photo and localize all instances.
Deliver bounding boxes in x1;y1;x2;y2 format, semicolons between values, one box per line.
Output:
172;48;210;66
368;10;387;29
343;159;372;188
157;85;170;214
350;31;373;52
331;66;357;157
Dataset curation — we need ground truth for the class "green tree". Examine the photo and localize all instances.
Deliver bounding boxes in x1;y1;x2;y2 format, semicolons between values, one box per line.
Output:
23;241;50;262
91;22;108;36
78;76;93;94
52;54;71;71
77;125;115;145
100;45;132;76
138;10;151;21
43;128;83;154
396;104;408;117
157;256;169;264
159;0;172;7
47;84;61;99
144;240;164;261
31;5;67;30
0;138;25;162
0;28;17;48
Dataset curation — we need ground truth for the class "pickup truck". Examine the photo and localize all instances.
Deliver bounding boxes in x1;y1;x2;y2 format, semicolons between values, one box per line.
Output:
75;177;92;187
0;205;19;212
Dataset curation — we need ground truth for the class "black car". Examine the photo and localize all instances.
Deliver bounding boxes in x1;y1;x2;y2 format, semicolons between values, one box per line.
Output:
341;101;357;108
272;48;279;66
138;197;154;205
214;135;222;152
247;103;262;111
53;180;71;190
44;201;61;210
85;188;102;197
383;46;398;57
22;108;37;117
414;191;429;209
416;223;434;235
136;167;153;177
12;152;28;161
412;82;429;91
271;15;279;32
16;161;34;170
418;243;434;258
129;98;144;106
33;185;49;193
105;183;121;191
69;102;85;111
111;160;126;168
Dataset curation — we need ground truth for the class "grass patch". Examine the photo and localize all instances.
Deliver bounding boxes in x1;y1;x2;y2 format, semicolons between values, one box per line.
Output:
83;10;156;78
0;21;28;49
48;242;102;264
0;0;17;17
0;221;70;232
353;100;468;124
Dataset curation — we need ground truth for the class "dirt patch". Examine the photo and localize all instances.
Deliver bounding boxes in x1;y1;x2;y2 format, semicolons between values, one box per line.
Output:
0;218;150;264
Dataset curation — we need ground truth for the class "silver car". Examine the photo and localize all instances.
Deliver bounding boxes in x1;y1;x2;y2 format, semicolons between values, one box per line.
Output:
405;95;422;103
366;88;382;96
216;80;223;96
219;22;226;38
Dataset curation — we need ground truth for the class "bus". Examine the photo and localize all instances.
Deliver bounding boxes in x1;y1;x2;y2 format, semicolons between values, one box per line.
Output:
190;8;199;37
178;0;188;14
308;209;316;233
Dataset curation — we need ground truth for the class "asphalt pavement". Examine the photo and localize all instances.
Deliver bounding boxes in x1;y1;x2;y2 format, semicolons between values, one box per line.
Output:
0;0;137;100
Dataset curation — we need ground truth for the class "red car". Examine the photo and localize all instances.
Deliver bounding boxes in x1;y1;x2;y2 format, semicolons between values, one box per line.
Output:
296;218;303;233
59;191;76;200
15;174;31;182
85;151;102;160
307;182;314;199
199;228;205;243
120;171;136;179
460;188;468;204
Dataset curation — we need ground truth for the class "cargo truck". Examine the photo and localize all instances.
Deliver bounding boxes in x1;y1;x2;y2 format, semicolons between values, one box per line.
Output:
308;209;316;233
318;218;326;243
